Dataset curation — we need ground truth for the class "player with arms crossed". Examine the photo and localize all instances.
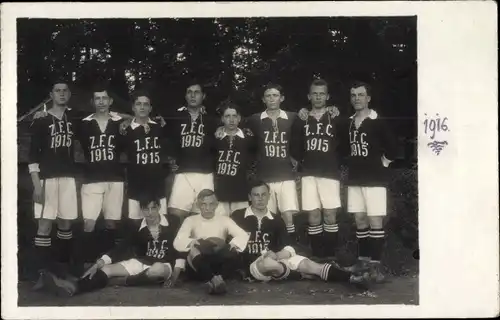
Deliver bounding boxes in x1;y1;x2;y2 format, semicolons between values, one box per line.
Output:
166;81;218;220
40;194;185;296
121;90;169;223
72;85;126;270
173;189;249;294
346;81;397;282
28;79;78;280
213;102;256;216
231;180;371;286
291;79;342;261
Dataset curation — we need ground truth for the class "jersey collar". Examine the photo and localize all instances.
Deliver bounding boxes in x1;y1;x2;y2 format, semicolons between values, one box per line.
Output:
260;109;288;120
130;118;157;130
139;214;169;231
244;207;274;220
82;112;122;122
349;109;378;120
221;128;245;139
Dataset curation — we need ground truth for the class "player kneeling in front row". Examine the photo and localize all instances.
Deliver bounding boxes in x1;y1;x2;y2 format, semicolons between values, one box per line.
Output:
231;180;371;286
40;195;185;296
173;189;249;295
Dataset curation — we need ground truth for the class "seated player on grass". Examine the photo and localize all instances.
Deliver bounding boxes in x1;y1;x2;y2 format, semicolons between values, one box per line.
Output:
230;180;372;287
39;195;185;297
173;189;250;295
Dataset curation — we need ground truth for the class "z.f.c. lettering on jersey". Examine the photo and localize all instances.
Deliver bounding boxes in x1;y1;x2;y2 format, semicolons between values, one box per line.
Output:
305;123;334;153
49;121;73;149
349;130;369;157
89;134;115;162
263;131;288;158
217;150;241;176
134;136;161;164
180;123;205;148
246;231;270;255
146;239;169;259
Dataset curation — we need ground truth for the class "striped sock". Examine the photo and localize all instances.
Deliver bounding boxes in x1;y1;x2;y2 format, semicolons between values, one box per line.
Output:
323;223;339;257
307;224;324;257
369;228;385;262
320;262;350;282
34;235;52;272
286;224;296;241
356;228;371;260
56;228;73;263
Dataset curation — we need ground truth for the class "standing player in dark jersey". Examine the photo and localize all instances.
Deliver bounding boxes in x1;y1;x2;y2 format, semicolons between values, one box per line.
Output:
291;79;342;261
73;86;126;268
346;81;397;282
231;180;371;286
28;79;78;278
39;194;185;297
121;90;169;223
213;102;256;216
166;81;217;220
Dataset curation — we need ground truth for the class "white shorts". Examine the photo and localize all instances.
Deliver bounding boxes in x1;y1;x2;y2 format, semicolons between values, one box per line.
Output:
128;198;167;219
249;255;307;282
301;176;341;211
347;186;387;216
81;182;124;221
267;180;299;214
169;173;214;213
118;258;172;278
215;201;248;216
34;178;78;220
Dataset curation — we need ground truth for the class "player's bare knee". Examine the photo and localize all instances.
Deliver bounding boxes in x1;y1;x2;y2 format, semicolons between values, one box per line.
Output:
101;265;113;277
104;219;117;230
146;263;168;278
83;219;97;233
323;208;338;225
37;219;53;235
57;218;72;230
354;212;369;228
296;258;315;273
368;216;384;229
307;210;322;225
257;257;280;275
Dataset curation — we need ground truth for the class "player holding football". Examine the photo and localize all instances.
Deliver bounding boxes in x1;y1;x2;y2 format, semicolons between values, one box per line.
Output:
28;79;78;278
121;90;170;223
72;85;126;269
166;81;218;220
39;194;185;296
291;79;342;261
173;189;249;294
345;81;397;282
230;180;371;286
213;102;256;216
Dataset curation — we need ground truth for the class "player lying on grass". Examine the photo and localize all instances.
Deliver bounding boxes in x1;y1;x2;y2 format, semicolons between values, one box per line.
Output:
40;195;185;297
230;180;372;287
173;189;250;295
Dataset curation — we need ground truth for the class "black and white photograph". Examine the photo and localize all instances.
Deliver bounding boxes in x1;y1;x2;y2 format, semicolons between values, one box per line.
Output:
1;2;498;319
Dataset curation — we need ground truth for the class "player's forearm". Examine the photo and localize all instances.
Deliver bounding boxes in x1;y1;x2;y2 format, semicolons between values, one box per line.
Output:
29;169;42;189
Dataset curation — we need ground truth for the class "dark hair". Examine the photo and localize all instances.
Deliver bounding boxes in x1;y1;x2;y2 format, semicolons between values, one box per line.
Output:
248;179;270;194
262;83;284;96
91;83;110;97
219;102;241;116
185;79;205;94
51;78;71;91
350;81;372;96
197;189;216;201
310;79;329;91
138;195;161;210
131;89;152;104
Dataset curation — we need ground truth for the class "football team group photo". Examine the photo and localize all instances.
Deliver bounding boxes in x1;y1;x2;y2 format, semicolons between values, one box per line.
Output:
16;16;418;306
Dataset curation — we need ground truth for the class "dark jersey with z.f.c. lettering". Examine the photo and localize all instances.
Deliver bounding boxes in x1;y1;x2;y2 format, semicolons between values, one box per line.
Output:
213;128;257;202
101;214;185;267
164;107;217;174
345;109;397;186
122;119;169;199
76;113;124;183
244;110;297;182
231;207;292;266
291;112;341;180
28;108;77;179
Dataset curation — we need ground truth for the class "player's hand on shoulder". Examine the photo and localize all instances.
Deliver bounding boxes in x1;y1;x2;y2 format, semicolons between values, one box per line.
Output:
243;128;254;137
32;110;49;120
119;119;132;135
215;126;225;139
326;105;340;119
298;108;309;121
154;115;166;127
